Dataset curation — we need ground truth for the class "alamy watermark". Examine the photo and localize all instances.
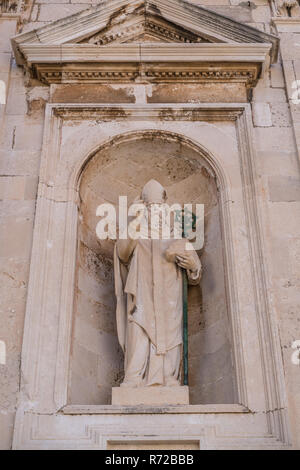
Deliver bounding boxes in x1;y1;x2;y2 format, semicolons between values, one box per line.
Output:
95;196;204;250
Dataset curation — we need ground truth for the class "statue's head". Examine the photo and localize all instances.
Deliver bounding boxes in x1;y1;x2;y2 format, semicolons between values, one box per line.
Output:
141;179;167;205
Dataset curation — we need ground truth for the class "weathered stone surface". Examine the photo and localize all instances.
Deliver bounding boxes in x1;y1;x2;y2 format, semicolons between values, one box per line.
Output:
253;84;287;103
4;78;27;116
204;5;253;22
256;150;299;176
0;216;34;258
254;127;296;151
0;412;14;450
270;62;285;88
290;103;300;123
293;59;300;80
0;150;41;175
251;5;271;23
107;441;200;450
0;19;17;53
280;33;300;60
1;116;44;151
38;4;87;22
252;102;272;127
282;60;296;101
147;83;247;103
270;102;292;127
50;84;136;103
69;133;233;406
268;175;300;202
0;176;38;200
191;0;230;5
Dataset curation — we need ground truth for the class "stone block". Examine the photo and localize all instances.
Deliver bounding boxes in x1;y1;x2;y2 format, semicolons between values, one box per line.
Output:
0;200;36;219
0;72;9;106
112;386;189;406
0;19;17;53
270;103;292;127
147;83;247;103
9;60;24;80
292;121;300;148
71;0;95;3
71;341;98;380
252;103;272;127
0;54;11;75
251;5;271;23
273;18;300;33
293;60;300;81
69;371;103;405
230;0;269;4
245;22;265;33
268;175;300;202
0;216;34;258
254;127;296;151
20;22;50;34
270;63;285;88
0;116;44;151
191;0;230;4
38;4;88;22
30;4;39;22
290;103;300;123
268;201;300;237
0;176;38;201
50;84;135;104
253;86;287;103
280;33;300;60
204;5;253;22
0;411;14;450
5;78;28;116
36;0;70;3
268;237;291;279
0;150;41;176
0;257;29;290
282;60;296;101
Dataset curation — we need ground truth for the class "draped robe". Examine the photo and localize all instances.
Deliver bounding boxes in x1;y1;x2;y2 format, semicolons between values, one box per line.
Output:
114;237;201;386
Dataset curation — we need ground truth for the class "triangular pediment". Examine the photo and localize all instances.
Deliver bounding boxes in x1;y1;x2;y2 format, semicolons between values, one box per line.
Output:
11;0;279;87
79;13;211;46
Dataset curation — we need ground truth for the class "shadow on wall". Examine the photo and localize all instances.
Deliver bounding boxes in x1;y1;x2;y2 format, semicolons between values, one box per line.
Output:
68;131;237;405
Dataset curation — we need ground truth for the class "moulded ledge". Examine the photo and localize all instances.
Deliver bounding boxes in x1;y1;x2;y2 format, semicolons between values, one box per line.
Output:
62;403;249;415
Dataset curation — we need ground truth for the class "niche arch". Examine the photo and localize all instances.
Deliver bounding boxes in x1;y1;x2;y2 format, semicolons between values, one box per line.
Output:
68;129;238;405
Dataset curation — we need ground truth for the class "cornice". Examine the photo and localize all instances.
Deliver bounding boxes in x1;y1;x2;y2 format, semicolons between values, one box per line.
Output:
272;16;300;33
11;0;279;64
36;64;260;87
50;102;247;121
20;43;272;64
18;43;268;86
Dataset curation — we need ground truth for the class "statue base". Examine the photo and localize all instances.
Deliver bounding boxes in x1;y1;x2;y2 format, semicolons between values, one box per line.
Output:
111;386;189;406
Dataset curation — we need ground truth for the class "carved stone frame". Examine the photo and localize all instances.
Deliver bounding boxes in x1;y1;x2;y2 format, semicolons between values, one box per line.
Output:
13;103;291;449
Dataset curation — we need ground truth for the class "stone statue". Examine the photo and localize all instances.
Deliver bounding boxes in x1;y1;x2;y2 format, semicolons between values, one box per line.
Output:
114;180;202;388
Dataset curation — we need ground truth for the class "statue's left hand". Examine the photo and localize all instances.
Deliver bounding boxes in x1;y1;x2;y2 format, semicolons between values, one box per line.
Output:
176;253;198;272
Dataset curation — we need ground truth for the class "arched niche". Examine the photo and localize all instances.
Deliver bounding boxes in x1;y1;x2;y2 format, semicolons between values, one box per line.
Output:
68;130;237;405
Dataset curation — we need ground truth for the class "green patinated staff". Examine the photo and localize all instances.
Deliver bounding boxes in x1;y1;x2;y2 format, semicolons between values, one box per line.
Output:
181;209;197;386
182;268;189;386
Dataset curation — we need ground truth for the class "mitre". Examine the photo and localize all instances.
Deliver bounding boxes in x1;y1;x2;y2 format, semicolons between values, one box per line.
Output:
141;179;167;204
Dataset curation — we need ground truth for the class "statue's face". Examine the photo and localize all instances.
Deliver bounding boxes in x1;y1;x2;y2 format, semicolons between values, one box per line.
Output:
141;179;167;205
